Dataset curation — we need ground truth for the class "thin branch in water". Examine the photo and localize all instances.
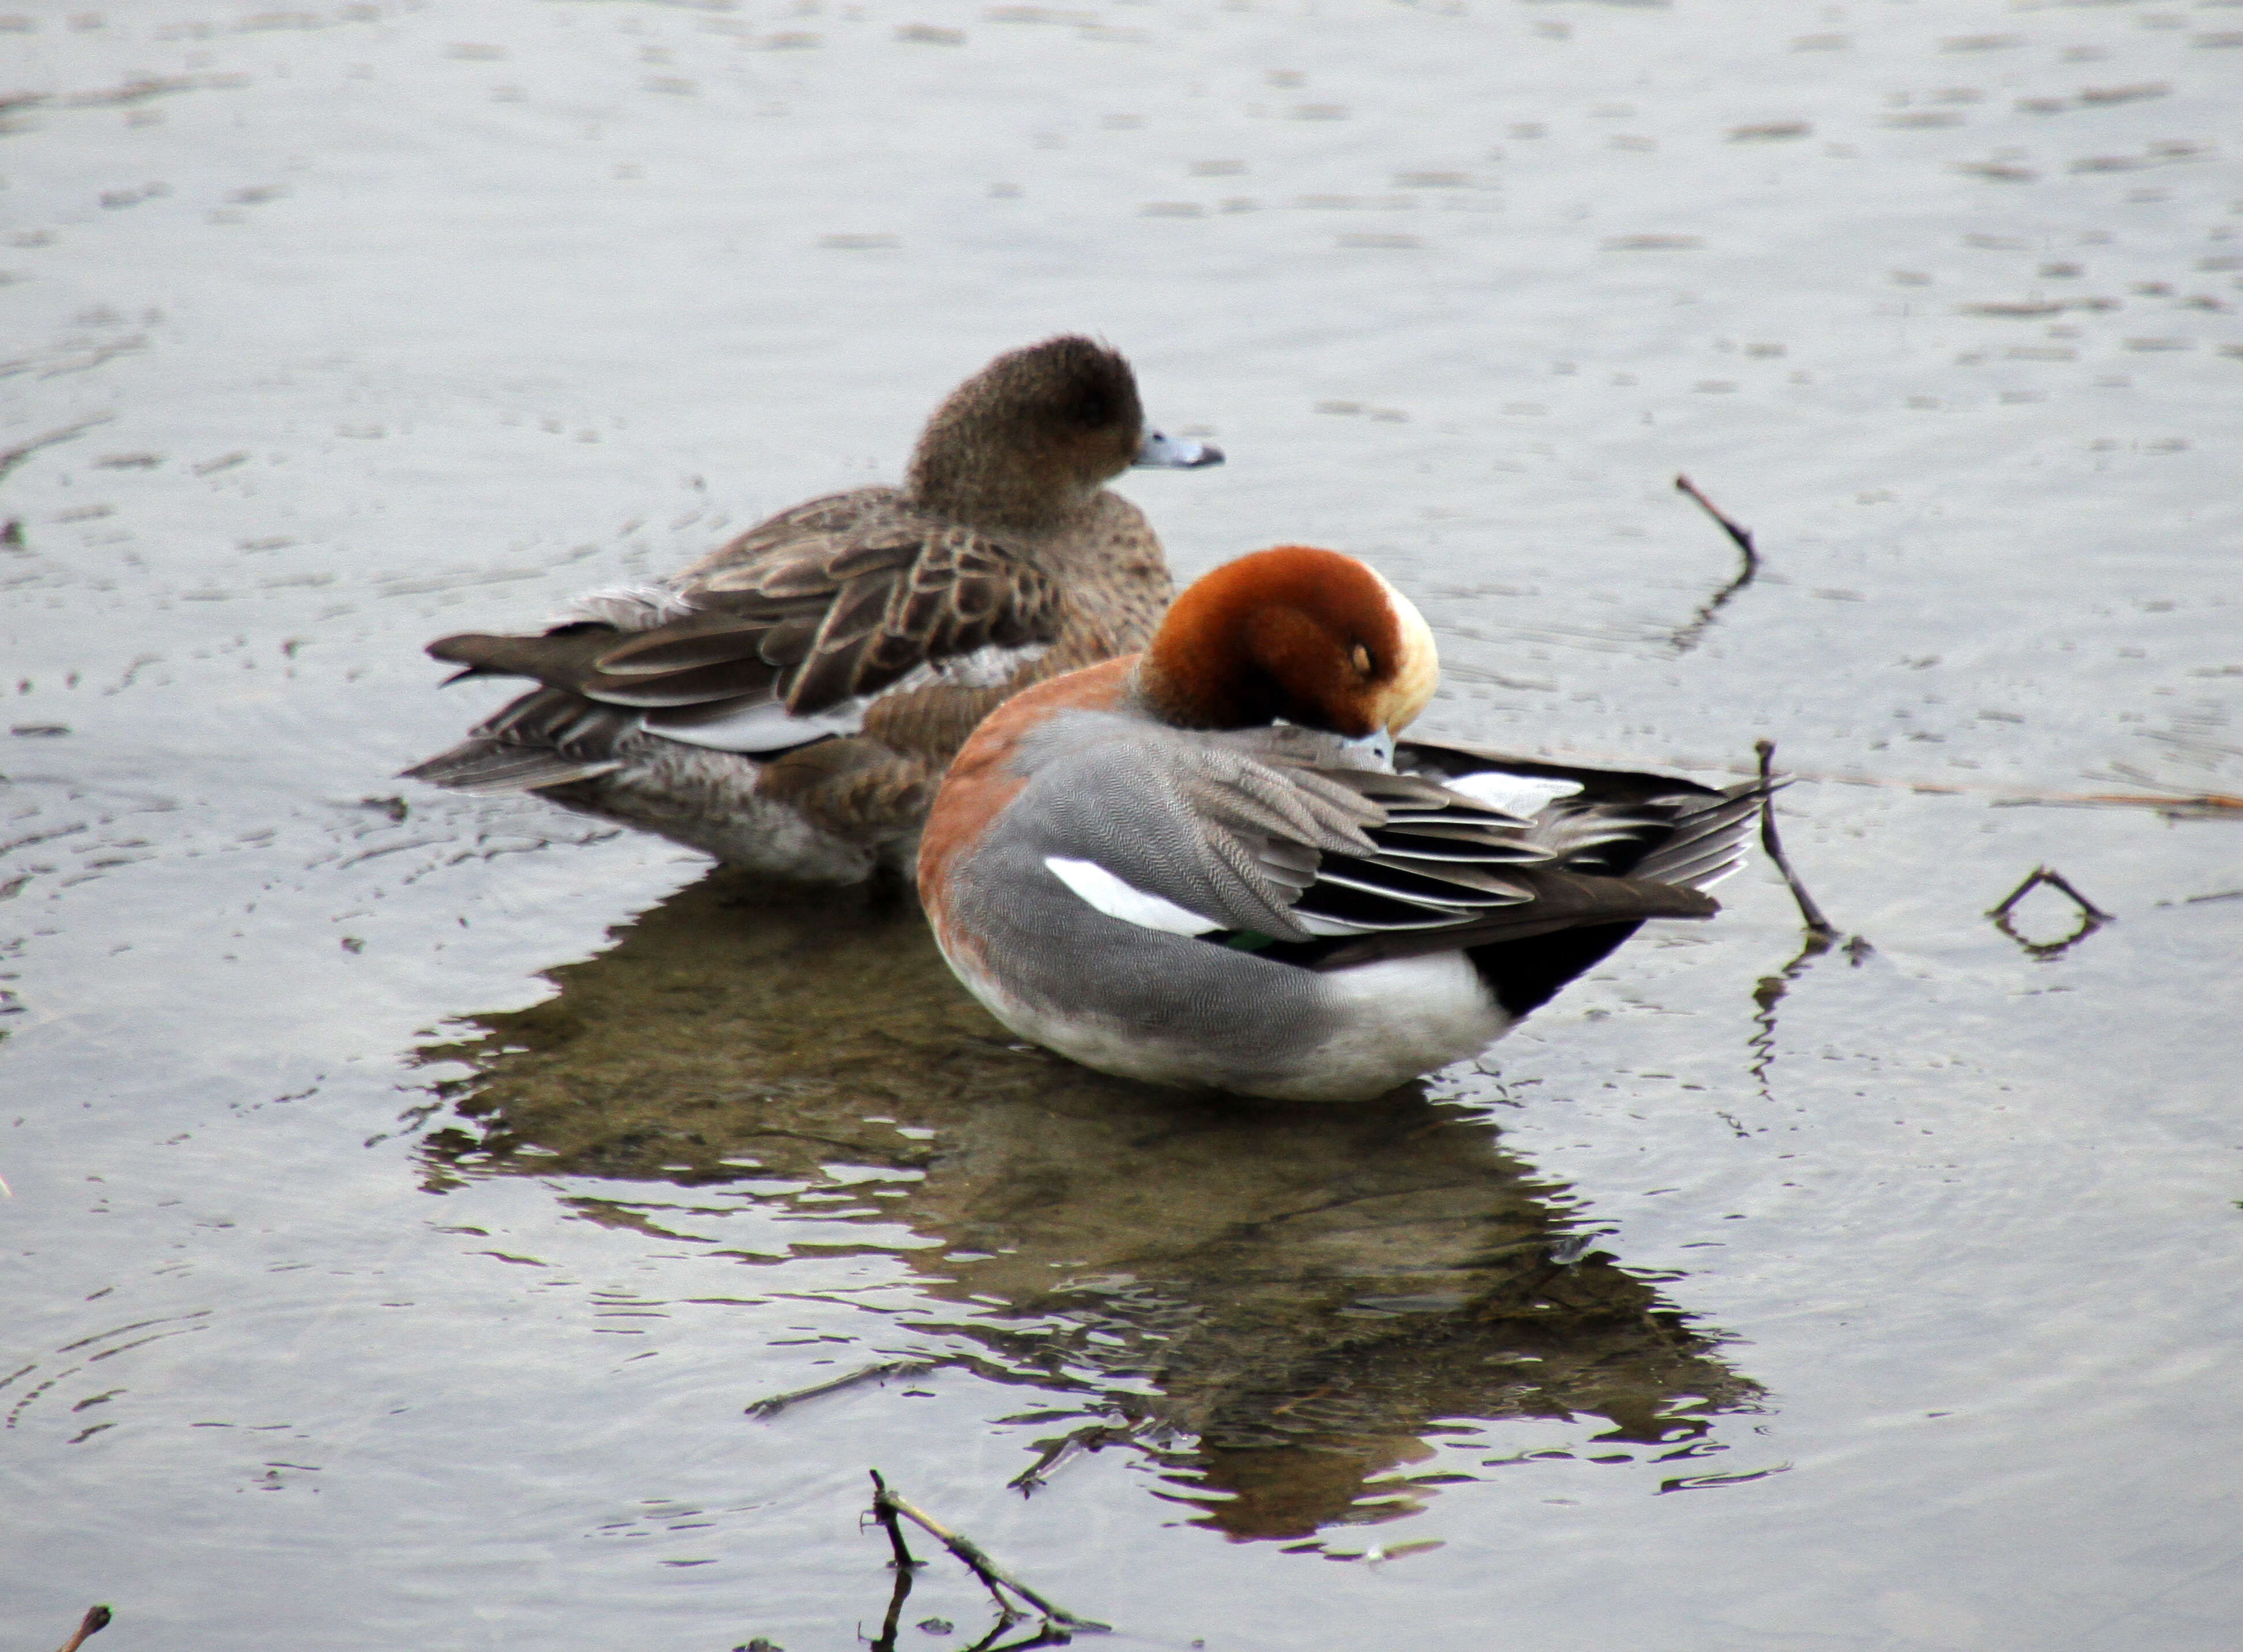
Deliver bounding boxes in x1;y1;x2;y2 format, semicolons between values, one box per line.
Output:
1987;865;2112;959
0;414;114;490
1755;742;1837;938
745;1359;936;1420
1741;745;1873;1097
967;1621;1077;1652
871;1482;922;1572
864;1524;919;1652
56;1606;112;1652
1675;473;1759;562
868;1470;1109;1633
1669;474;1763;654
861;1468;925;1652
1988;865;2111;923
1006;1423;1135;1496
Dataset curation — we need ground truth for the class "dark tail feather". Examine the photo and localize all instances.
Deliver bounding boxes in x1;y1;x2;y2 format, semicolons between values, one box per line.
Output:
1629;780;1767;892
398;739;621;795
425;622;621;685
1470;920;1645;1018
400;686;636;795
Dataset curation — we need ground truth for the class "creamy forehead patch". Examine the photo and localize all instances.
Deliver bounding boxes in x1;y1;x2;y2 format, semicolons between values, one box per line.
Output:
1366;564;1439;731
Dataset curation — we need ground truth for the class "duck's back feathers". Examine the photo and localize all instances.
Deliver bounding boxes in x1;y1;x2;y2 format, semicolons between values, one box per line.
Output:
425;491;1068;755
1367;745;1764;1011
993;714;1761;972
1398;744;1762;891
1003;716;1398;942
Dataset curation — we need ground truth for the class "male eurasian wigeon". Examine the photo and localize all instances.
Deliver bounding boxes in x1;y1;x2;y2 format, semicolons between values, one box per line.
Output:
917;546;1764;1101
402;336;1221;881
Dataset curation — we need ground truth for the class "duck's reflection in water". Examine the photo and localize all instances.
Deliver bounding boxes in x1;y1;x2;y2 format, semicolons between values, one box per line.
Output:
418;870;1758;1541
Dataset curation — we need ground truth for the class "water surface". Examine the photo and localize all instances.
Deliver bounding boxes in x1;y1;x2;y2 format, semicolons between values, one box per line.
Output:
3;1;2240;1647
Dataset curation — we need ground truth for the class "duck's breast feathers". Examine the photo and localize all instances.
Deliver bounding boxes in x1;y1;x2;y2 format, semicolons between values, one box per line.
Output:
426;492;1072;753
917;655;1140;907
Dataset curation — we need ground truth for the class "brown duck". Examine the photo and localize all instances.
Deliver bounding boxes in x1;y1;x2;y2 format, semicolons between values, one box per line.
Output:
402;336;1221;881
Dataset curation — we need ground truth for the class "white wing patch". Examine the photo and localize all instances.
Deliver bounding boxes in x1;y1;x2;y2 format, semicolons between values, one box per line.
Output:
1440;770;1582;820
655;700;871;753
1044;856;1221;936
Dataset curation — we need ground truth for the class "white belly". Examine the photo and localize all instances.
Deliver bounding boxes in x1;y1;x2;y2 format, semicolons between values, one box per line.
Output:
1262;953;1514;1101
946;946;1513;1103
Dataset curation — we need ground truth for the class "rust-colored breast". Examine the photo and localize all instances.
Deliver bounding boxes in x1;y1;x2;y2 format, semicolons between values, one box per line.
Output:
915;655;1139;926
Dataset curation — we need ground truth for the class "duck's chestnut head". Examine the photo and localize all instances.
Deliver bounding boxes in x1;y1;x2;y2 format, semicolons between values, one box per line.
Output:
1134;546;1439;739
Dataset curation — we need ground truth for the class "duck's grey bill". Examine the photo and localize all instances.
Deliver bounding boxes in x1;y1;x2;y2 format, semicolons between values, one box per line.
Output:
1338;729;1396;768
1134;429;1224;468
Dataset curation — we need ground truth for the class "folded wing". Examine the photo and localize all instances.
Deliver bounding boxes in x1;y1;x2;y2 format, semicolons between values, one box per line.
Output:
1020;722;1765;971
409;492;1067;784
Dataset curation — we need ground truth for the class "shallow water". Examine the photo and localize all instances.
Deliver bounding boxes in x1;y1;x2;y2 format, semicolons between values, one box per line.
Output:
3;0;2240;1647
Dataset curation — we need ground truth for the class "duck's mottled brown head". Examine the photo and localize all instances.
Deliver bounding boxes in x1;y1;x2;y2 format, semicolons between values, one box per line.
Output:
907;336;1155;529
1133;546;1440;739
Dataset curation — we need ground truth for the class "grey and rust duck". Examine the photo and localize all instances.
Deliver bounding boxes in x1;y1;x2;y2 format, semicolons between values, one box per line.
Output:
917;546;1765;1100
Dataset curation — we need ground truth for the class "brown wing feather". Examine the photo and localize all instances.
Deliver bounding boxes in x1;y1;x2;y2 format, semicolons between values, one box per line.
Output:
779;525;1064;714
422;490;1068;724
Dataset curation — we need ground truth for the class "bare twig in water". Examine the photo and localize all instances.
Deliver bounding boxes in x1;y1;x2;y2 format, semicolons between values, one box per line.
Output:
864;1493;921;1652
868;1470;1109;1632
869;1481;922;1572
1755;742;1836;938
1999;789;2242;817
1670;474;1762;654
1988;865;2111;923
1676;474;1758;562
56;1606;112;1652
745;1359;936;1419
966;1621;1077;1652
0;414;114;490
1006;1423;1137;1495
1987;866;2112;959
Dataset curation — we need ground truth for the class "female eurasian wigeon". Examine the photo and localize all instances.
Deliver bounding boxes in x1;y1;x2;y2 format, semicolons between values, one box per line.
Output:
918;546;1764;1101
402;336;1221;881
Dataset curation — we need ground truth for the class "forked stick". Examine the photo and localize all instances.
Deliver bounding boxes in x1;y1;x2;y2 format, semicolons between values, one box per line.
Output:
868;1470;1108;1632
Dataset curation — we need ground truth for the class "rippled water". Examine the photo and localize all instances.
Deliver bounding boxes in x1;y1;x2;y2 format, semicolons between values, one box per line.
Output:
4;1;2240;1647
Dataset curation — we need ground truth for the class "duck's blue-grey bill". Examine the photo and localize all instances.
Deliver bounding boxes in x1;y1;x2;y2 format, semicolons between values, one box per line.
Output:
1133;429;1224;468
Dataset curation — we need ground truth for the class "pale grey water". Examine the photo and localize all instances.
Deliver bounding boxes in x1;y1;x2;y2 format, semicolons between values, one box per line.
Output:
2;1;2240;1647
